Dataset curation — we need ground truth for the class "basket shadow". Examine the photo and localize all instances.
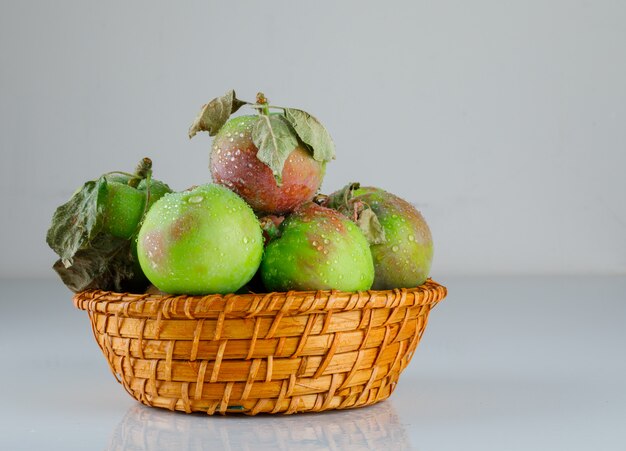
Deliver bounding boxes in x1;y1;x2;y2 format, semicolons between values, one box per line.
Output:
106;400;413;451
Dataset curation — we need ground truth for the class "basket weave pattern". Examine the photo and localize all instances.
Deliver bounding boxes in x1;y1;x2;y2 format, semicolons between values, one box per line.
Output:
74;279;446;415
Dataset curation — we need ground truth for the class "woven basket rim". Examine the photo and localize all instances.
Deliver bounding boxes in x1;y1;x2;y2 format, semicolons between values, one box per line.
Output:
73;279;446;319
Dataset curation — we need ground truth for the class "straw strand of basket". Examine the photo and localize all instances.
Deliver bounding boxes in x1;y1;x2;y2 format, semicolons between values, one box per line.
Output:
392;307;412;344
339;349;365;391
190;319;204;361
286;374;298;411
320;373;340;410
355;365;379;406
374;376;388;404
358;308;374;351
271;379;288;413
287;395;301;414
249;397;266;415
209;340;227;382
246;317;262;360
320;309;333;335
123;337;133;377
138;378;147;405
164;340;174;381
388;339;406;379
373;326;392;368
181;382;191;413
214;312;225;340
241;358;262;401
195;360;208;400
313;331;340;378
266;295;293;338
292;313;317;358
148;359;158;398
136;318;147;359
296;355;308;377
206;399;219;415
266;355;274;382
275;337;287;357
402;335;421;373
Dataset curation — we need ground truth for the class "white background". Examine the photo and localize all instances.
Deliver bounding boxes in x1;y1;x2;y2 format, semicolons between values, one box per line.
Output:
1;0;625;278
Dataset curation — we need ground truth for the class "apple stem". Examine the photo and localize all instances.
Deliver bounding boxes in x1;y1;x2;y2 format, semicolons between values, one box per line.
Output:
134;170;152;235
313;194;329;206
128;158;152;188
256;92;271;116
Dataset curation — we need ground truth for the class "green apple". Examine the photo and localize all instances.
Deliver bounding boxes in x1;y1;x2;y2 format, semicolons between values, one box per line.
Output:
327;186;433;289
136;184;263;294
102;175;171;239
260;203;374;292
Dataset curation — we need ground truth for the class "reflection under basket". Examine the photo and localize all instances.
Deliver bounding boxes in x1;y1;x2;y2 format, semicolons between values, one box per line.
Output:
108;401;412;450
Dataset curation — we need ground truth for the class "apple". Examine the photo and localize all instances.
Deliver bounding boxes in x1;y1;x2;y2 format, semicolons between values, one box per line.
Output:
189;90;335;215
260;202;374;292
211;115;325;214
136;184;263;294
326;186;433;289
102;175;171;239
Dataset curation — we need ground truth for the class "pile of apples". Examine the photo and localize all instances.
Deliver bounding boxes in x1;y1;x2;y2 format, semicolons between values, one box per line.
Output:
47;91;433;295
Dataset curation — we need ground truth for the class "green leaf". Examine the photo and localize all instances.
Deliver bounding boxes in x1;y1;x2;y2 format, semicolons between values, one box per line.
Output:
46;177;108;267
188;89;247;138
252;114;299;185
52;234;147;293
356;208;386;245
284;108;336;162
325;182;386;244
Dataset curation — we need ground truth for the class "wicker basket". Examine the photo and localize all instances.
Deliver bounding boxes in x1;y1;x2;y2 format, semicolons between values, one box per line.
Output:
74;279;446;415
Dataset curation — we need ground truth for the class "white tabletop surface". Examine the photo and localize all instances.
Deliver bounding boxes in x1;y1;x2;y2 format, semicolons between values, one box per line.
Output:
1;275;624;451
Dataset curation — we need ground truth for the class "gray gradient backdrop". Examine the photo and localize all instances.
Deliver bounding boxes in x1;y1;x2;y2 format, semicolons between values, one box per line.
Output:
1;0;625;279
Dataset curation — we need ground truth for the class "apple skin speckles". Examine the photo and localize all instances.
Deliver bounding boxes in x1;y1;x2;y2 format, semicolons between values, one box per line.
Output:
327;186;433;289
211;116;325;215
260;203;374;292
136;184;263;295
